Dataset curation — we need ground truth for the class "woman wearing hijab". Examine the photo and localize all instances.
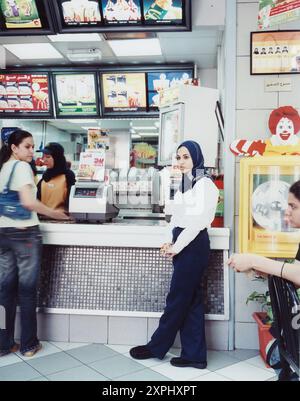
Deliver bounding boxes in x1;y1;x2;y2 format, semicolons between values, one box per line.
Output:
37;143;76;212
130;140;219;369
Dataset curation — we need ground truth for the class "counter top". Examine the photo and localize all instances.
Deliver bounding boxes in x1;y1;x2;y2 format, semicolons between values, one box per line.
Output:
40;221;230;250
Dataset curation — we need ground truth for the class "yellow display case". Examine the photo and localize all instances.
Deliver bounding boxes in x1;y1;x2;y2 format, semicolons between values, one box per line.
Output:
239;156;300;258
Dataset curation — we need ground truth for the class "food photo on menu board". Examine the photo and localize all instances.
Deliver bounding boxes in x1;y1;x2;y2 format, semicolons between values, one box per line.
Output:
101;72;147;113
0;73;50;115
0;0;42;29
143;0;183;24
102;0;142;24
147;70;192;109
58;0;102;26
251;31;300;74
54;73;98;116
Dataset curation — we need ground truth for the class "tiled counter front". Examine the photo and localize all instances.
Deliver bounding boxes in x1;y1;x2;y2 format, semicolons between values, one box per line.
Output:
35;223;230;349
39;246;226;317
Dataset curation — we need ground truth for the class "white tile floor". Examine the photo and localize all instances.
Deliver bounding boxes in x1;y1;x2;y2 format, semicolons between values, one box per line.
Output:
0;341;278;381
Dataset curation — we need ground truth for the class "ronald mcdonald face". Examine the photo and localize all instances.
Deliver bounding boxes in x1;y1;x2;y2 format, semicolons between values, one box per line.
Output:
230;106;300;157
269;107;300;146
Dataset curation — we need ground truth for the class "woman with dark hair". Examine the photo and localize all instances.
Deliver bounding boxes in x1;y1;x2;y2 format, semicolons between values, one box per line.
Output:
0;130;69;358
228;180;300;286
130;140;219;369
37;142;75;212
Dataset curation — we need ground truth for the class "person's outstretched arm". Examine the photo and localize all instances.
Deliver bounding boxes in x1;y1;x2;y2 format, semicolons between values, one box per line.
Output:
228;253;300;286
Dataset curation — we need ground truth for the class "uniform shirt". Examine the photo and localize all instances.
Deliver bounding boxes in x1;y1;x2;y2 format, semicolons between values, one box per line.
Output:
165;177;219;254
40;174;68;210
0;160;39;228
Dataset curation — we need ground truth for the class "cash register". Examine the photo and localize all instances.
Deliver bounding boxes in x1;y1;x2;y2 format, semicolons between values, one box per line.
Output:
69;182;119;223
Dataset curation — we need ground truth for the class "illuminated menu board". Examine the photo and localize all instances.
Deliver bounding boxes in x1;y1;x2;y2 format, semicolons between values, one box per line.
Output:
102;0;142;24
0;0;55;34
0;73;52;116
53;72;99;117
143;0;184;25
57;0;102;27
147;69;193;110
53;0;191;32
101;72;147;114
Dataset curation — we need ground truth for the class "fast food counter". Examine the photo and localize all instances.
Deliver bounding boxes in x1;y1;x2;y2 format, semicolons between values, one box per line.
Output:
36;221;231;350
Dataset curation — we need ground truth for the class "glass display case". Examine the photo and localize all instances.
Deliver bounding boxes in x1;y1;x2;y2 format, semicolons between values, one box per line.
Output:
239;156;300;258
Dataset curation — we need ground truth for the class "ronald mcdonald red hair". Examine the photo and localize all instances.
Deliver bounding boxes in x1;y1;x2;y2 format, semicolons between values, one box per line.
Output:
269;106;300;135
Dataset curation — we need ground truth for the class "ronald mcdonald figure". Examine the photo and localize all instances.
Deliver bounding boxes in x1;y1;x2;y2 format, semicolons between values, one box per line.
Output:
230;106;300;157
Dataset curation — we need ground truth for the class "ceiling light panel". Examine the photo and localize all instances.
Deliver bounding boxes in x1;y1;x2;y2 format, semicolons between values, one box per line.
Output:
48;34;101;42
67;119;98;124
108;39;162;57
3;44;64;60
132;126;158;130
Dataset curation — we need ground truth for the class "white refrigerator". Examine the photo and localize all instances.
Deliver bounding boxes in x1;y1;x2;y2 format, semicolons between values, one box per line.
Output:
158;85;220;168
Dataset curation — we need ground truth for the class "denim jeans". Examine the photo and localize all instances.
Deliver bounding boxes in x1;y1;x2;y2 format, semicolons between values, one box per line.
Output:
0;225;42;354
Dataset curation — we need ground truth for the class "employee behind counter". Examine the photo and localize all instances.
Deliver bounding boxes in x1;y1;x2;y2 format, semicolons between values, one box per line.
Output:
37;143;76;212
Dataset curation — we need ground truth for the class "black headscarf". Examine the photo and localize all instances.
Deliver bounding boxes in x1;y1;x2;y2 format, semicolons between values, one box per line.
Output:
42;142;68;182
177;140;209;193
37;142;76;208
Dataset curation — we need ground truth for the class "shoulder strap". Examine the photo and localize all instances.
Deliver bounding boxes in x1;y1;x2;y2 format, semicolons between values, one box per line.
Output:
4;161;20;191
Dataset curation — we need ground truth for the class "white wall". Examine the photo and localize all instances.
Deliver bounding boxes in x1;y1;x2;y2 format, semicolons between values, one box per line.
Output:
193;0;225;27
199;68;218;88
235;0;300;349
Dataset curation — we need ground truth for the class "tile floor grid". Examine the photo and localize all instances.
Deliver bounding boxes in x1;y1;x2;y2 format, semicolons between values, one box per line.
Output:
0;341;278;382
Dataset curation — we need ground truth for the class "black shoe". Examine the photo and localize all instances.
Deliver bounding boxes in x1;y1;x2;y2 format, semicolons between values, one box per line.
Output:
170;357;207;369
129;345;154;360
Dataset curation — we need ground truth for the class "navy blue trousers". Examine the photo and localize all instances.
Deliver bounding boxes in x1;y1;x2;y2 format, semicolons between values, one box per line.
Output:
148;227;210;362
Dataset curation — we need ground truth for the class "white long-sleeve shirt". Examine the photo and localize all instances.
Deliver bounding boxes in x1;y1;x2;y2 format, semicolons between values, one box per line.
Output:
165;177;219;254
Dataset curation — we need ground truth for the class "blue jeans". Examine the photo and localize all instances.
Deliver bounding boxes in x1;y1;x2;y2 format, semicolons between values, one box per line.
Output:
0;226;42;354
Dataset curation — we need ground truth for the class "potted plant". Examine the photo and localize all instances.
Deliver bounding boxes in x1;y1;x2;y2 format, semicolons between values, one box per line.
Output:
246;290;274;366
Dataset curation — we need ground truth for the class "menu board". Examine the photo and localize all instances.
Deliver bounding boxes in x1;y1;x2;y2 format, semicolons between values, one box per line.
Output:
57;0;102;27
53;73;99;117
102;0;141;24
0;0;55;34
143;0;183;25
0;0;42;28
147;69;193;109
101;72;147;114
53;0;190;32
0;73;51;116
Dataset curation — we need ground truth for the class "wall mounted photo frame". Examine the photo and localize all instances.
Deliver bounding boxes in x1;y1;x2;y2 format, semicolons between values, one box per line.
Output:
251;30;300;75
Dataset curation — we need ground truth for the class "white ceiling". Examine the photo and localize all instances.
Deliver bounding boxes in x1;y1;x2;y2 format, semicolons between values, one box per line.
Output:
0;27;222;69
0;0;224;136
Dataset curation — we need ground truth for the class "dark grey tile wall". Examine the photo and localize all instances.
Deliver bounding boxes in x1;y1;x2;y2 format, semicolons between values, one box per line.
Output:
39;246;225;315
